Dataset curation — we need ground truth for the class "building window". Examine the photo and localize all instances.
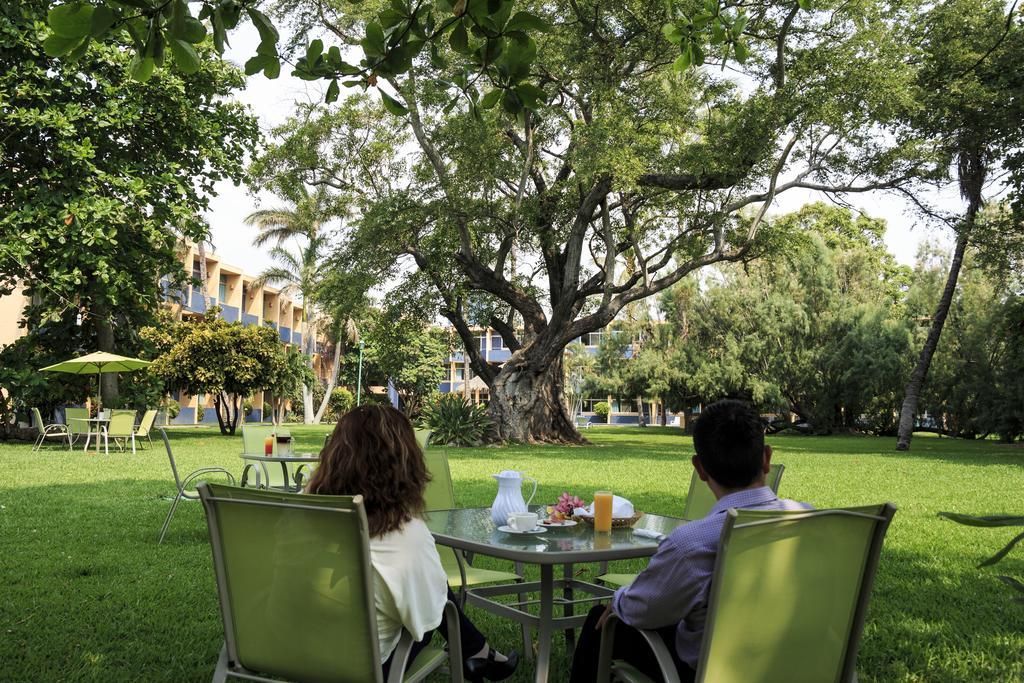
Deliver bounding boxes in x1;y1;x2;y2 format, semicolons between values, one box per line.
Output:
218;274;228;303
477;333;487;351
491;334;504;350
454;366;466;381
582;331;603;346
581;398;605;413
610;397;636;413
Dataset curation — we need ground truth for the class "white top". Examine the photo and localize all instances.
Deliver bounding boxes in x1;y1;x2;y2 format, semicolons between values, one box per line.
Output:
370;517;448;663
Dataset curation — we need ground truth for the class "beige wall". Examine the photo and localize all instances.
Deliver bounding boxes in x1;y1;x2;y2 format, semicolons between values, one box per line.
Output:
0;287;29;349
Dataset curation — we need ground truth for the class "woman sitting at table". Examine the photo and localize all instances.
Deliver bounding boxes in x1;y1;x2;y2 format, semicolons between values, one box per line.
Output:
305;404;519;682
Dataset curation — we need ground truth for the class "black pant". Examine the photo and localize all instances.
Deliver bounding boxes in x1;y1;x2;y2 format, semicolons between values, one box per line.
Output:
381;589;487;679
569;605;696;683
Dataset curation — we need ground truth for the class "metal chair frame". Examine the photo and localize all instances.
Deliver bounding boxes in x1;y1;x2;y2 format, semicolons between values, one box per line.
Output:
157;428;236;544
31;407;71;451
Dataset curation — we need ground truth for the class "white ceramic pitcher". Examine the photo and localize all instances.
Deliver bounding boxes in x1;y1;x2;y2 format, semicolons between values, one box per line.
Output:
490;470;538;526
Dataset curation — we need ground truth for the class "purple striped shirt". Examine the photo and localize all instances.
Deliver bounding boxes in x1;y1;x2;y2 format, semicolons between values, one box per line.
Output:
612;486;812;668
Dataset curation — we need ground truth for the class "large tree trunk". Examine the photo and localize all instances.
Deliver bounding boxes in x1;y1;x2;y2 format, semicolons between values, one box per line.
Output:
313;340;343;423
896;228;972;450
94;308;118;406
488;352;583;444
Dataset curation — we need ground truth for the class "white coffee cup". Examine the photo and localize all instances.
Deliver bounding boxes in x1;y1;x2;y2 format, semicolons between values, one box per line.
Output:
507;512;539;532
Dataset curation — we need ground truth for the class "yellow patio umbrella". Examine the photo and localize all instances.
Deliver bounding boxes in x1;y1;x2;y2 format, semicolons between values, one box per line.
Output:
41;351;152;412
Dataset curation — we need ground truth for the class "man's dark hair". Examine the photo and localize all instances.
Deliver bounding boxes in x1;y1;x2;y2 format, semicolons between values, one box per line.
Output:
692;399;766;489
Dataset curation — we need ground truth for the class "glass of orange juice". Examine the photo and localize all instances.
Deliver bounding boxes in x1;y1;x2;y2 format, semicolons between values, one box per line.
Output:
594;490;613;533
264;435;274;456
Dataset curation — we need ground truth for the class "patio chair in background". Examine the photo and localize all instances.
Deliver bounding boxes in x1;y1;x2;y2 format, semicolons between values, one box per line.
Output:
133;409;158;449
105;410;138;453
158;428;236;544
423;447;530;658
596;503;897;683
65;407;89;447
31;407;70;451
197;482;464;683
597;464;786;589
239;425;310;491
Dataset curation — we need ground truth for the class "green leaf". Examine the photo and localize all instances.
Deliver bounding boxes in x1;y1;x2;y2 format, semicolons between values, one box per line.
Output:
181;17;206;43
90;5;116;38
450;21;470;54
798;0;813;9
732;14;749;37
244;54;269;76
514;83;545;109
43;34;85;57
129;54;156;82
170;39;200;73
480;88;501;109
734;40;748;64
48;3;95;39
662;23;682;44
325;78;340;103
673;50;691;72
380;90;410;116
505;11;551;33
306;38;324;64
247;8;279;44
500;89;521;114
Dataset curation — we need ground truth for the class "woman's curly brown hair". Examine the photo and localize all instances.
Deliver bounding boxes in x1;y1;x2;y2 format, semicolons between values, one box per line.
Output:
306;404;430;537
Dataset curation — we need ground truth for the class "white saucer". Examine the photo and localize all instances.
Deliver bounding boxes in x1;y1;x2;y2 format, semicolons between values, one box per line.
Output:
497;525;547;535
538;519;578;528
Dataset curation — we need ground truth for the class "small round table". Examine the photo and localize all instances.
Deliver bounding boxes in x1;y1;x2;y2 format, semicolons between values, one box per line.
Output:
68;417;110;454
239;453;320;492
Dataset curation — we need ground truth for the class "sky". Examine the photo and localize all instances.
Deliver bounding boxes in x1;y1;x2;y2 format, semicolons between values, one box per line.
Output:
204;25;960;280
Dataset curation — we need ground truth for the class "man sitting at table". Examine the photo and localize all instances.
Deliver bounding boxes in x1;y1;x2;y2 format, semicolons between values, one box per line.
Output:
569;399;812;683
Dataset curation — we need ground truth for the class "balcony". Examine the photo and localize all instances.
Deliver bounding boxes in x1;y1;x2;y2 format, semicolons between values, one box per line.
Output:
221;305;239;323
187;289;209;314
242;312;259;327
487;348;511;363
279;326;292;343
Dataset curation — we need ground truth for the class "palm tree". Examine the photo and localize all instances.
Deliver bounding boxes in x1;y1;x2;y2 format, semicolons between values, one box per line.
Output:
245;188;336;423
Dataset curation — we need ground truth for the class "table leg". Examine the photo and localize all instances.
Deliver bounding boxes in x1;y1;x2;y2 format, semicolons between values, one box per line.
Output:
535;564;554;683
563;563;576;651
84;430;91;452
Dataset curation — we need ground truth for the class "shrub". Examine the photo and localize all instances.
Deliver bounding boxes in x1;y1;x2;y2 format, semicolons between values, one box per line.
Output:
593;402;610;422
165;400;180;420
242;399;253;417
328;387;355;419
262;402;273;420
422;394;493;446
196;404;205;422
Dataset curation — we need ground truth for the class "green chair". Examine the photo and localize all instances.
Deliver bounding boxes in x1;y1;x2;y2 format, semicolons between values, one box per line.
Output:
597;464;786;588
105;410;138;453
596;503;897;683
157;428;236;544
240;425;310;491
65;407;90;447
134;409;158;449
414;428;431;451
31;407;70;451
197;482;464;683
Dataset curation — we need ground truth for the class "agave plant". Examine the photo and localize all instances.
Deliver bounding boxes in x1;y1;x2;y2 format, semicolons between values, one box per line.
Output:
938;512;1024;603
422;394;493;447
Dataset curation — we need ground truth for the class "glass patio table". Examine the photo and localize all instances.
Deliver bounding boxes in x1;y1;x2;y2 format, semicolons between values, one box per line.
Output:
68;417;109;454
238;453;319;492
425;507;686;683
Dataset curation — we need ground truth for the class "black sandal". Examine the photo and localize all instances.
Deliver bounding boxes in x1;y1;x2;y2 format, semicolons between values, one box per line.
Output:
464;649;519;682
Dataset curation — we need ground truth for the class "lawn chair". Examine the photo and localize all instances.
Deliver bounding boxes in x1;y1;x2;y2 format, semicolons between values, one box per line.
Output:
597;465;786;588
133;409;158;449
31;407;70;451
414;428;431;450
423;448;529;657
197;482;464;683
65;407;89;447
239;425;310;491
105;410;138;453
158;428;236;544
576;415;591;430
596;503;897;683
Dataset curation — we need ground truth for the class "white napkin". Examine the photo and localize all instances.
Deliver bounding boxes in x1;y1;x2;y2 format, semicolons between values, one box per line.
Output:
573;495;635;518
632;528;665;541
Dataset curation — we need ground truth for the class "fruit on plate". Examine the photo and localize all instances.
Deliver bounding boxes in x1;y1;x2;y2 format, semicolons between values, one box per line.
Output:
546;492;584;523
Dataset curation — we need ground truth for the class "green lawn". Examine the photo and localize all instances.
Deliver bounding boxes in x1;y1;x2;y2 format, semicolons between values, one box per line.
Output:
2;426;1022;681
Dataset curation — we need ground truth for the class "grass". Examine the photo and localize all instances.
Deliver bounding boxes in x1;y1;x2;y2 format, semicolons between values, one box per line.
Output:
2;426;1023;682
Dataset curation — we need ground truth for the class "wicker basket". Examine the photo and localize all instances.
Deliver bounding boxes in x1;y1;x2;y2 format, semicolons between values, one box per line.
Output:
573;512;645;528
